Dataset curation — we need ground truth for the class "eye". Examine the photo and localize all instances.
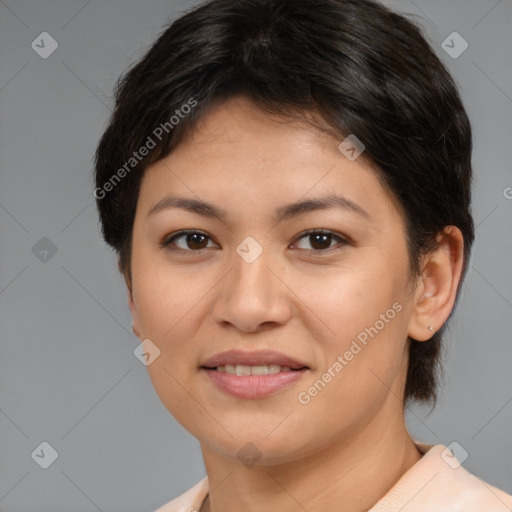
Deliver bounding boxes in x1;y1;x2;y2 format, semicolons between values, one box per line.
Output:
160;229;350;255
292;229;350;253
160;230;217;254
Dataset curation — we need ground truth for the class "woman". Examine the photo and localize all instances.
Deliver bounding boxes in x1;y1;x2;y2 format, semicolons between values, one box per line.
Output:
94;0;512;510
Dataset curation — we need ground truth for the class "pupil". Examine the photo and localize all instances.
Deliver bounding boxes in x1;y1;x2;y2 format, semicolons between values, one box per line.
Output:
311;234;330;250
188;233;207;250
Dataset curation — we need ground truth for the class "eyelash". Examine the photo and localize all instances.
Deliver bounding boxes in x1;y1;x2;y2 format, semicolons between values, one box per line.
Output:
159;229;351;256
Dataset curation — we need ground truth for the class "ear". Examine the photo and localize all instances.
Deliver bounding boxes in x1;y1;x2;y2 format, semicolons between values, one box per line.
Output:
408;226;465;342
122;260;142;339
127;286;142;339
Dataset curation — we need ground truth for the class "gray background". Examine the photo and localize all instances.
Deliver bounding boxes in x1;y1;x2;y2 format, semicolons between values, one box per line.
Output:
0;0;511;510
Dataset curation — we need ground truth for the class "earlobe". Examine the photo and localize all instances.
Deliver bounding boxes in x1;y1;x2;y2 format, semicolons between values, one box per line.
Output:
407;226;464;342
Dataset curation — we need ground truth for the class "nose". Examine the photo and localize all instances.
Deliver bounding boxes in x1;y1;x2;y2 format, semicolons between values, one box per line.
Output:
212;242;292;333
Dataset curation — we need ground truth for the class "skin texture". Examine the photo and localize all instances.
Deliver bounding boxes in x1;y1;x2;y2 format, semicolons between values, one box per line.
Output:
127;96;464;512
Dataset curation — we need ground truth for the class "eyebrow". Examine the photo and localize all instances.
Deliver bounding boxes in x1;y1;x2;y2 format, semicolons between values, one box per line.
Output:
147;194;370;222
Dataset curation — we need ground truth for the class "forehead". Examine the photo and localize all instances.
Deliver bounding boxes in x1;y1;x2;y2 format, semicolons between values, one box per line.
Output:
136;96;400;226
179;96;345;160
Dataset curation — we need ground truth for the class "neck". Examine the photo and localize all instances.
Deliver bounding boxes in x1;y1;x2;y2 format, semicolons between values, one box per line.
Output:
199;400;423;512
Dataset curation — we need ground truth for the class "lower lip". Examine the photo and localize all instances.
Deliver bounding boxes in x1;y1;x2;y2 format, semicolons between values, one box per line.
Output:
201;367;308;399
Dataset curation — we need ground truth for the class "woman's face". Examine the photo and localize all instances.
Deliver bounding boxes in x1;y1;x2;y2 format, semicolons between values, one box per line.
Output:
128;96;420;464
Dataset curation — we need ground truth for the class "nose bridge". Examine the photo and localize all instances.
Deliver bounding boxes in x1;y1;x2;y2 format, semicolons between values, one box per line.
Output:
230;235;274;298
212;235;290;330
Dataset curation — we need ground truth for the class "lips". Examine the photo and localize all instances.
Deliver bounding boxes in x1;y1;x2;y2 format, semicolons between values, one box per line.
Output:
200;349;309;370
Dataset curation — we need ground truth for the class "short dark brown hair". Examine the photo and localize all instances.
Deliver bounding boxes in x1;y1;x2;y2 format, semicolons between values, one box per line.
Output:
94;0;474;407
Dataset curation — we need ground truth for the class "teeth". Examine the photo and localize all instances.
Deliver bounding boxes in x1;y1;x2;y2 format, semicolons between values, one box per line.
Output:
215;364;295;375
235;364;251;376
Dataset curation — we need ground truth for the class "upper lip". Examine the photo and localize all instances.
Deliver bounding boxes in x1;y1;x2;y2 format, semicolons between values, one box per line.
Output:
201;349;309;370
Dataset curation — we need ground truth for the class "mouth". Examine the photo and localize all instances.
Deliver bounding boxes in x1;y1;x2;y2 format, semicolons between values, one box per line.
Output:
199;349;310;399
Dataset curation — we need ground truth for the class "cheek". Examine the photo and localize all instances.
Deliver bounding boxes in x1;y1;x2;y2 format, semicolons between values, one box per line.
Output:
296;311;407;442
294;261;409;409
131;243;201;336
133;265;205;421
301;257;408;350
130;247;207;401
135;280;203;376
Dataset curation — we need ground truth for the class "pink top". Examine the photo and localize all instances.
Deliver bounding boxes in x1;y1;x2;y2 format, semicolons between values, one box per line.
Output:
154;441;512;511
